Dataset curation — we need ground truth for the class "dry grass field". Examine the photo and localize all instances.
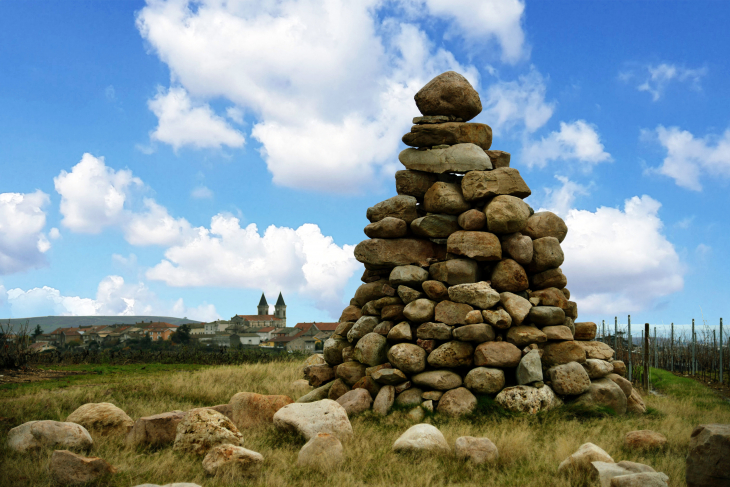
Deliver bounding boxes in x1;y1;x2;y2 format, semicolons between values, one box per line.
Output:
1;361;728;487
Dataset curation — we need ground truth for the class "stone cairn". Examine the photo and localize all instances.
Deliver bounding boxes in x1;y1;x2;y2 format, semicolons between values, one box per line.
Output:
310;71;646;417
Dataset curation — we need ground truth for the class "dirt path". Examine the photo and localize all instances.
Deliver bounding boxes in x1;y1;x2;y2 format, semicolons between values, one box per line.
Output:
0;367;88;385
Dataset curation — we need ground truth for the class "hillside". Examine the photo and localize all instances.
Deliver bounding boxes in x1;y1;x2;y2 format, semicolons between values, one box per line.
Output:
0;316;202;334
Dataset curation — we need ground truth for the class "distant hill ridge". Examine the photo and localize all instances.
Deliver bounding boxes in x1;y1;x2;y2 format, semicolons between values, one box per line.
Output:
1;316;202;334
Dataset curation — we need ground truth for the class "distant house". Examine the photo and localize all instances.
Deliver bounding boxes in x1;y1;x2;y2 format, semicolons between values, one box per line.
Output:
188;323;206;335
30;342;56;353
230;333;262;347
287;336;317;352
204;321;231;334
137;322;178;341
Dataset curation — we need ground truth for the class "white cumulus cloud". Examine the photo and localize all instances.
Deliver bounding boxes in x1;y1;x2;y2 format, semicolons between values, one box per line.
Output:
0;190;52;275
124;198;193;247
622;63;707;101
523;120;611;169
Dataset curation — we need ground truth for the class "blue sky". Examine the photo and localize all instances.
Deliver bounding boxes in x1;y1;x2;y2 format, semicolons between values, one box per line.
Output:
0;0;728;329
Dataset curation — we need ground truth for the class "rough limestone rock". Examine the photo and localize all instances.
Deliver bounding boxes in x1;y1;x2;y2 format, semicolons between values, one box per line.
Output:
453;323;495;342
411;370;463;390
577;341;615;360
402;122;492;151
583;359;614;379
506;325;547;347
323;337;349;366
336;389;373;415
399;144;491;173
627;388;647;414
387;322;412;342
413;71;482;121
548;362;591;395
126;411;187;448
495;385;562;414
437;387;477;416
416;322;453;340
590;461;658;487
624;430;667;450
609;472;669;486
390;265;429;287
429;259;479;285
612;361;627;377
202;444;264;476
353;332;388;366
491;259;530;293
465;310;484;324
434;300;474;325
462;167;531;201
528;306;565;326
354;238;446;268
392;423;450;454
49;450;116;485
575;378;627;415
574;321;598;340
65;402;133;436
531;267;568;290
388;343;427;374
528;237;564;272
686;423;730;487
273;400;353;442
501;232;533;265
394;387;423;408
229;392;294;430
541;341;587;366
457;209;487;230
516;349;543;385
422;280;449;301
465;367;505;394
372;368;407;386
411;214;461;238
7;420;93;453
474;341;522;367
543;325;574;341
297;433;344;469
347;316;379;342
395;170;438;198
487;150;511;168
373;385;396;416
482;308;512;329
303;364;335;387
454;436;498;464
523;211;568;242
558;442;614;473
445;281;500;309
336;361;367;386
531;287;570;309
499;292;532;326
366;195;418;224
403;298;436;323
173;408;244;456
447;231;502;261
485;195;531;234
364;217;408;239
296;381;334;403
427;340;474;368
607;373;633;398
424;182;471;215
339;306;362;323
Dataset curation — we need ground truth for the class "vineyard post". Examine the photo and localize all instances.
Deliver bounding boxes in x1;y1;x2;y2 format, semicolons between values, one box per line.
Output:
721;318;724;384
692;318;696;375
614;316;618;350
671;323;674;372
713;329;717;382
644;323;650;391
602;320;605;341
654;326;657;368
628;315;632;381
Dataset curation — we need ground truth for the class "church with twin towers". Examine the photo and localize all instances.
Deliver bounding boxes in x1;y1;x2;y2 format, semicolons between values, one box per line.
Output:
231;292;287;328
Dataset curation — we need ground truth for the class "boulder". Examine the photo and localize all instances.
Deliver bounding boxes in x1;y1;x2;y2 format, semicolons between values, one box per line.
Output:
686;424;730;487
49;450;116;485
273;400;353;441
407;406;426;422
501;233;533;265
531;267;568;290
297;433;344;469
607;373;633;398
387;343;427;374
387;321;413;342
413;71;482;121
590;461;658;487
336;361;367;386
366;195;418;223
402;122;492;151
422;280;449;301
416;322;453;340
411;370;463;391
373;385;396;416
354;238;446;268
427;340;474;367
353;279;390;306
411;214;461;238
487;150;510;168
448;281;500;309
126;411;187;448
347;315;379;342
482;308;512;329
574;322;597;340
352;375;381;398
336;389;373;415
541;341;587;366
499;292;532;326
7;420;93;453
506;326;547;347
65;402;133;436
464;367;505;394
454;436;499;464
609;473;669;486
229;392;294;430
339;306;362;323
202;444;263;476
390;265;429;287
429;259;479;285
303;364;335;387
434;300;474;325
548;362;591;395
516;350;543;385
530;287;569;310
485;195;531;234
457;209;487;230
575;378;627;414
490;259;529;293
523;211;568;242
627;388;646;414
328;379;351;401
323;337;349;366
495;385;563;414
397;285;425;304
333;322;354;339
558;443;613;473
173;408;243;456
446;231;502;261
399;144;492;173
465;310;484;323
582;359;614;379
528;237;564;272
364;217;408;239
353;332;388;366
462;168;531;201
392;423;450;454
424;182;470;215
528;306;565;326
474;341;522;367
381;305;404;321
437;387;477;416
624;430;667;450
612;360;627;377
403;298;436;323
542;325;574;341
395;170;438;198
453;323;495;342
395;388;424;408
576;341;615;360
297;381;335;403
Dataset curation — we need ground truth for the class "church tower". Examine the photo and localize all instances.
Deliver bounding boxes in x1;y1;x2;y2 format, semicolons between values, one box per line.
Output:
274;292;286;327
257;293;269;316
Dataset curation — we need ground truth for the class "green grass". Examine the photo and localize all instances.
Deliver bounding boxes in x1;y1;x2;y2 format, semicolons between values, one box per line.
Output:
650;367;728;408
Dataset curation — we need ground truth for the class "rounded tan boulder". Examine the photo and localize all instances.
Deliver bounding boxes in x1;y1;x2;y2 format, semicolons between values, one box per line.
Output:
495;385;562;414
485;195;531;234
229;392;294;430
392;423;450;454
66;402;133;436
541;341;587;366
366;195;418;224
506;325;547;348
126;411;187;448
446;231;502;261
464;367;505;394
173;408;244;456
454;436;498;464
434;300;474;325
202;444;264;476
411;370;462;391
336;389;373;416
624;430;667;450
474;341;522;367
297;433;344;469
523;211;568;242
414;71;482;122
437;387;477;416
490;259;529;293
403;298;436;323
273;400;353;442
558;442;613;473
7;420;93;453
424;182;470;215
548;362;591;395
427;340;474;368
49;450;116;485
387;343;427;374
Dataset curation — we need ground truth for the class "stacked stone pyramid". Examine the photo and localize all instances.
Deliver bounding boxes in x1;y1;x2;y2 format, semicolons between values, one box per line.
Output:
316;71;645;416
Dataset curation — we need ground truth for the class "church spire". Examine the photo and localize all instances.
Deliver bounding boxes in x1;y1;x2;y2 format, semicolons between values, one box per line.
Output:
274;291;286;326
257;293;269;316
275;292;285;306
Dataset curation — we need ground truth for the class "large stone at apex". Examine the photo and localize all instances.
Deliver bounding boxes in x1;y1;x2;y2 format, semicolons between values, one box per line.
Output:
499;292;532;326
506;326;547;347
448;281;500;309
575;322;597;340
366;195;418;223
173;408;243;456
364;217;407;239
576;341;615;360
273;400;353;441
7;420;93;453
414;71;482;121
528;237;564;273
323;337;349;366
453;323;495;342
387;343;427;374
529;306;565;326
558;443;614;473
490;259;529;293
455;436;499;465
49;450;116;485
347;315;379;342
202;444;264;476
416;322;453;340
336;389;373;416
464;367;505;394
686;424;730;487
354;332;388;366
462;167;531;201
336;361;367;386
458;208;487;230
427;340;474;368
523;211;568;243
395;170;438;198
424;182;470;215
549;362;591;395
399;143;492;173
531;267;568;290
437;387;477;417
429;259;479;285
229;392;294;430
485;195;531;234
501;232;533;265
435;300;474;325
354;238;446;268
474;341;522;367
392;423;450;454
575;378;627;414
390;265;429;287
446;231;502;261
541;340;587;366
403;298;436;323
516;349;543;385
495;385;563;414
411;214;461;238
543;325;574;341
66;402;133;436
126;411;187;448
403;122;492;151
411;370;463;390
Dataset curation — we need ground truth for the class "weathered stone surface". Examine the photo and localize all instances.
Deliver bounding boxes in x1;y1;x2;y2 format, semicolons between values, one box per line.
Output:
576;341;615;360
543;325;573;341
372;368;408;385
303;364;335;387
566;300;578;319
564;317;576;336
297;433;344;469
528;237;564;272
516;350;543;385
422;391;444;401
590;461;658;487
7;420;93;453
523;211;568;243
420;280;446;301
395;170;438;198
398;285;425;304
373;385;396;416
529;306;566;326
624;430;667;450
446;231;502;261
607;373;633;398
474;341;522;367
465;310;484;323
558;443;614;473
417;338;436;353
462;168;531;201
364;217;408;239
354;279;390;306
429;259;479;285
414;71;482;122
627;388;646;414
407;406;426;421
487;150;510;168
506;326;547;347
65;402;133;436
541;341;587;366
482;308;512;329
333;322;354;339
381;305;404;321
610;472;669;486
549;362;591;395
126;411;186;448
392;423;450;454
412;370;463;390
457;209;487;230
49;450;116;485
464;367;505;394
229;393;294;430
323;337;349;366
403;122;492;151
328;379;351;401
499;292;532;326
399;144;491;173
173;408;243;456
686;423;730;487
417;322;453;340
453;323;495;342
448;281;500;309
202;444;263;476
437;387;477;416
339;305;362;323
353;333;388;366
490;259;529;293
424;182;470;215
495;385;563;414
434;300;474;325
574;322;597;340
274;400;353;442
531;267;568;290
582;359;614;379
367;195;418;224
296;382;334;403
336;361;367;386
530;287;569;310
485;195;531;234
411;214;460;238
354;239;446;268
347;315;379;342
395;388;424;408
575;378;627;414
612;360;627;377
455;436;498;464
352;375;381;399
387;343;427;374
403;298;436;323
336;389;373;415
501;232;533;265
387;321;413;342
427;341;474;368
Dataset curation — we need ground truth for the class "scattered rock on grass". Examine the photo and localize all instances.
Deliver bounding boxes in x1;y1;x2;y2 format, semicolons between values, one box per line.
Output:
229;392;294;430
392;423;450;454
590;461;659;487
202;444;263;476
558;442;613;473
624;430;667;450
297;433;344;469
7;420;93;453
126;411;187;448
454;436;498;464
65;402;133;436
273;400;353;441
49;449;116;485
173;408;243;456
686;423;730;487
